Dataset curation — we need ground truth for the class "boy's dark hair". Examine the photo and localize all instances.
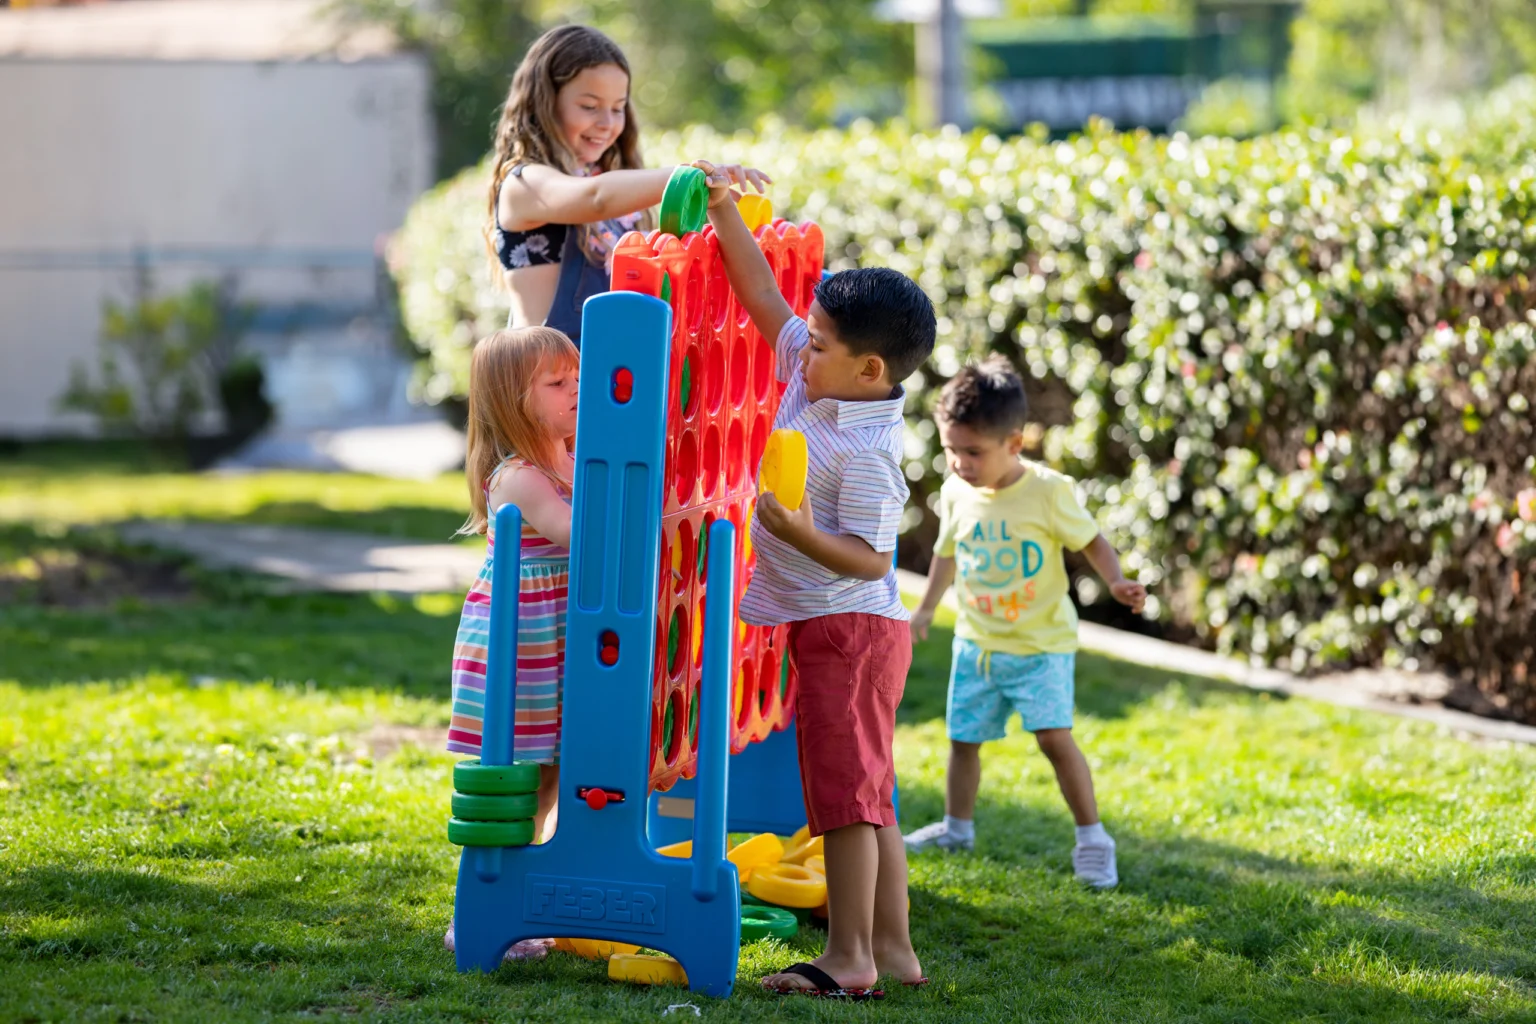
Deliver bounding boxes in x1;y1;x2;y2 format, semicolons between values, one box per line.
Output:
937;356;1029;436
813;268;936;385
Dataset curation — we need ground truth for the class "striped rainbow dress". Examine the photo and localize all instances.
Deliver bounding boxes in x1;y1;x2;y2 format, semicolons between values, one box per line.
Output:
446;457;570;764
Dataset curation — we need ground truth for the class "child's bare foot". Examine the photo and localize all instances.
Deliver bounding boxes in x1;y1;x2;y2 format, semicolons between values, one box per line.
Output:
874;940;926;986
762;951;878;994
443;924;553;962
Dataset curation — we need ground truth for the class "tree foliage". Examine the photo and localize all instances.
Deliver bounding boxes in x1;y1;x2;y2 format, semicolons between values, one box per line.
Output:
391;80;1536;720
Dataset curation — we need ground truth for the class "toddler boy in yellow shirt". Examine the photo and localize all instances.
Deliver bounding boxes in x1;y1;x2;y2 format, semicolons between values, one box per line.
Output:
905;357;1146;887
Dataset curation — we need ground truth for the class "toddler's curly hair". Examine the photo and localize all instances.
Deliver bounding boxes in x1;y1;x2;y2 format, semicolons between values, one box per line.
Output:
936;355;1029;436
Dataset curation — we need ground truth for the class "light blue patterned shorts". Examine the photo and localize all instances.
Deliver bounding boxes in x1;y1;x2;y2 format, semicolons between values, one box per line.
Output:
947;638;1075;742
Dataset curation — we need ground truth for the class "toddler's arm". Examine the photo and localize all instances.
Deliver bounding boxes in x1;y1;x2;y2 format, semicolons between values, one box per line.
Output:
1075;534;1146;613
697;160;794;347
489;466;574;550
910;554;956;641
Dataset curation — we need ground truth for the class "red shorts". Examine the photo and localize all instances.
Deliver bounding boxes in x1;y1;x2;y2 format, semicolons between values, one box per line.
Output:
789;613;911;837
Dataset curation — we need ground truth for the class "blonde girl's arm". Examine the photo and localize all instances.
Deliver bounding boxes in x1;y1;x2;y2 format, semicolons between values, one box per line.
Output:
489;465;574;550
500;163;771;232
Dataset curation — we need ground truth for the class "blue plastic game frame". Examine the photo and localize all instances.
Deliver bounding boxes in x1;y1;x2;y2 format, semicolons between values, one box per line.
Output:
452;267;912;996
452;290;804;996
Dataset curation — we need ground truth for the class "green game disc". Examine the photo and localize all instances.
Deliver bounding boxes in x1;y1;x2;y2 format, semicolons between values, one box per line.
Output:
451;791;539;821
740;905;799;942
742;891;814;925
452;758;540;796
659;166;709;236
662;696;676;757
446;817;535;847
668;607;682;673
679;354;693;416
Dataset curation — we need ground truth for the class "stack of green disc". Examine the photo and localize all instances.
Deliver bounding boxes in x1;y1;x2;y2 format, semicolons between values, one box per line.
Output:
447;758;539;847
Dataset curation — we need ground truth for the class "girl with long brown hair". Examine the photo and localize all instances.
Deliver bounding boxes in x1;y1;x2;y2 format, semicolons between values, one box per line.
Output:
488;24;769;344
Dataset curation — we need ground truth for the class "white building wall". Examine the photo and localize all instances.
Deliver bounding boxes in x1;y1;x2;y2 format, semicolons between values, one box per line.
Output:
0;56;433;434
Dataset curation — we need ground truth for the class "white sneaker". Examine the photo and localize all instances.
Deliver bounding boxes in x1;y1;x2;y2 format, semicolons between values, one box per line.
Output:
1072;835;1118;888
903;820;975;853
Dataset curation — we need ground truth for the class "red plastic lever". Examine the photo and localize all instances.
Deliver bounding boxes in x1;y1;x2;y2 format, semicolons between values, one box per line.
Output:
577;786;625;810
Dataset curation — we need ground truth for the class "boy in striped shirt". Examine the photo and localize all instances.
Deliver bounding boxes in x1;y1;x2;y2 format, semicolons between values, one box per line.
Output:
698;160;932;999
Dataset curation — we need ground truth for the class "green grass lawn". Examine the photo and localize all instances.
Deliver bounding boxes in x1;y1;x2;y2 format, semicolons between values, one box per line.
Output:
3;445;1536;1022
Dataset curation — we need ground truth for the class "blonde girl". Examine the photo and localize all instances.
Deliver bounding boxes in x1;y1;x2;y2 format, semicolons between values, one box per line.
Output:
489;24;768;344
444;326;579;961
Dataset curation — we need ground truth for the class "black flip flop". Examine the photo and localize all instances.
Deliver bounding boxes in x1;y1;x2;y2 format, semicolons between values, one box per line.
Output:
763;962;885;1001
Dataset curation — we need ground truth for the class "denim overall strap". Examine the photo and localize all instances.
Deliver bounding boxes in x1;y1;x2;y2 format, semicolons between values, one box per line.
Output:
542;224;610;348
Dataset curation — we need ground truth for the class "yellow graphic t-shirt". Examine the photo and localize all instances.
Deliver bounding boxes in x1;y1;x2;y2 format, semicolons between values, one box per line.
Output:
935;461;1101;656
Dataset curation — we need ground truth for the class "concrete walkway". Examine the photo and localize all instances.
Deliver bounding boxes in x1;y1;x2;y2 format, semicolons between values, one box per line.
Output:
118;520;1536;746
120;521;485;594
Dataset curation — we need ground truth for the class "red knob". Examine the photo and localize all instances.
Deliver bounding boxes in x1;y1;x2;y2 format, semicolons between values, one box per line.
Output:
585;788;609;811
599;644;619;666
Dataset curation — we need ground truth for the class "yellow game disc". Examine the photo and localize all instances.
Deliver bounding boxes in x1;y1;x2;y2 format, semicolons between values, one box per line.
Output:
746;862;827;909
609;953;688;987
782;831;823;866
567;937;640;960
726;832;784;882
758;429;808;511
737;193;774;232
655;839;692;859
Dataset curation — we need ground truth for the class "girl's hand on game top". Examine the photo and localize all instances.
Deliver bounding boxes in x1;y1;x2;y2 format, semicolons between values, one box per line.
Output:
692;160;771;208
909;607;935;643
756;492;815;546
1110;579;1147;614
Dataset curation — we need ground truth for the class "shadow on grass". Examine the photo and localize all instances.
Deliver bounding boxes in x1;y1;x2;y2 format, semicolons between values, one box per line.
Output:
0;521;460;698
901;624;1290;728
900;779;1536;1022
1;584;459;699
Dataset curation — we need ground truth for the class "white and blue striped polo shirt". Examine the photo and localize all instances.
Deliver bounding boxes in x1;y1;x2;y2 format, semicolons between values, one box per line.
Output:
739;316;910;626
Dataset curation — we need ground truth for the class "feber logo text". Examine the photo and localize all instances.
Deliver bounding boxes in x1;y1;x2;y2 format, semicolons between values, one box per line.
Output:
523;875;666;934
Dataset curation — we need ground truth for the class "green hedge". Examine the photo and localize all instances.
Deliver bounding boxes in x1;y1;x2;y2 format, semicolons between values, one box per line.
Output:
389;82;1536;721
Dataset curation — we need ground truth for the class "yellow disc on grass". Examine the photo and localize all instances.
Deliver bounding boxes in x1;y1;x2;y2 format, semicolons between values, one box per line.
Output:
746;862;827;909
758;429;808;511
782;833;823;865
567;937;640;960
726;832;784;882
609;953;688;987
656;839;692;859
